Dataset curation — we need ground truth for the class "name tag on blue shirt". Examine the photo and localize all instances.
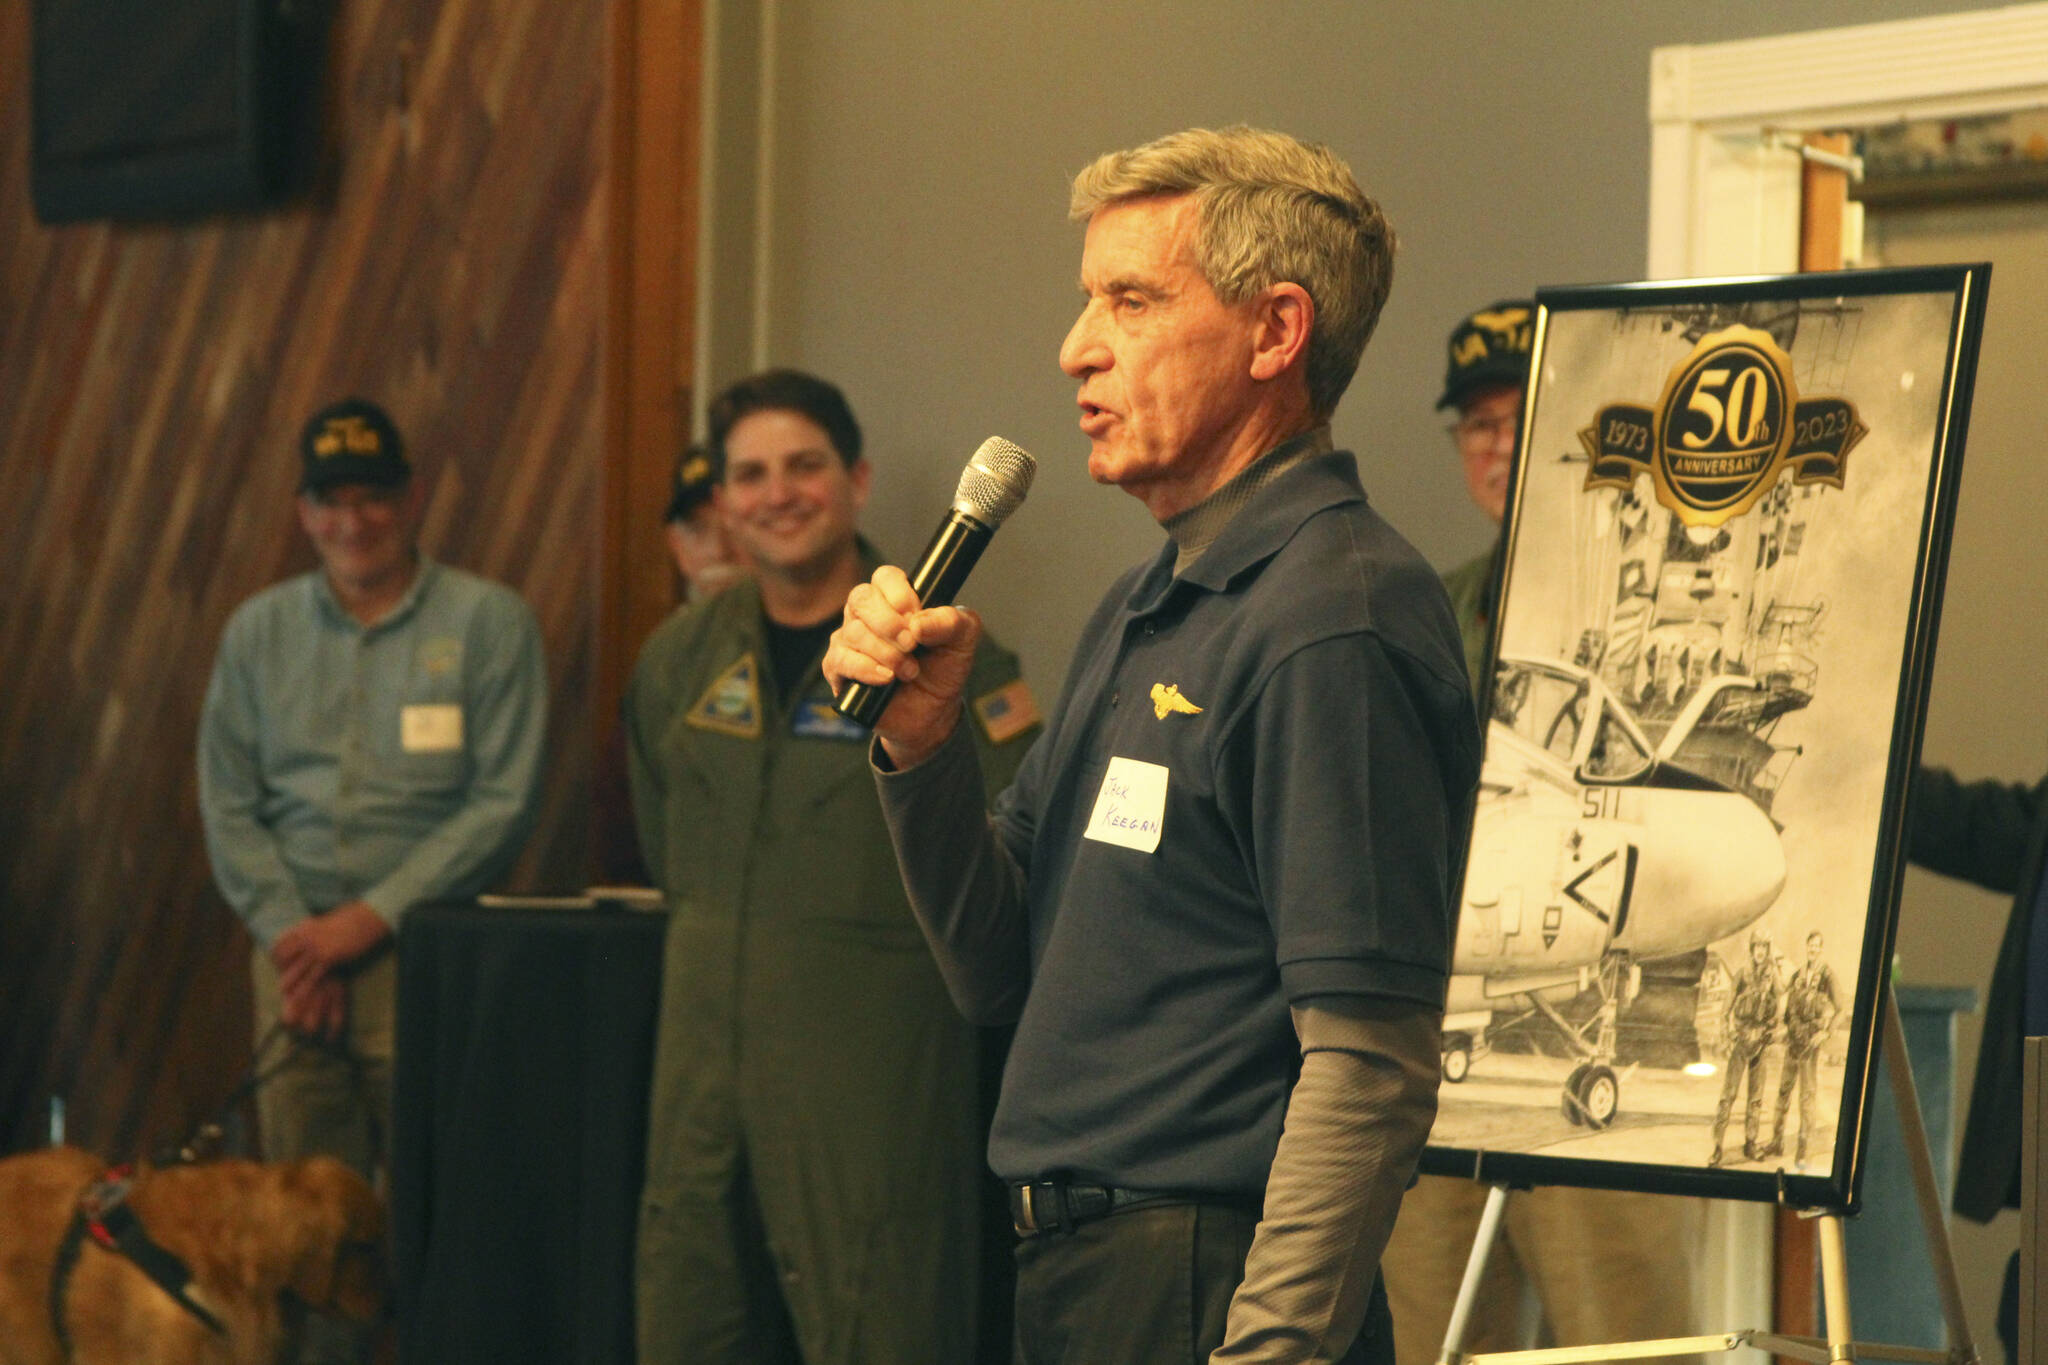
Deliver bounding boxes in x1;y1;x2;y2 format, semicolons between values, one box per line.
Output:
401;704;464;752
1084;756;1168;853
790;699;869;743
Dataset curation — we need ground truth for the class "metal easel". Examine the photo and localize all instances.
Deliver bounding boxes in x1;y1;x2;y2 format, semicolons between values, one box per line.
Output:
1433;992;1979;1364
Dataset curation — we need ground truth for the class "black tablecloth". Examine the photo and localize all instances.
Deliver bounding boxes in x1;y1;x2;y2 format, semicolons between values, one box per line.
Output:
392;902;666;1364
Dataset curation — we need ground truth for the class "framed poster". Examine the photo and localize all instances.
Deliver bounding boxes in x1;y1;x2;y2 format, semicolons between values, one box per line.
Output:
1419;266;1989;1209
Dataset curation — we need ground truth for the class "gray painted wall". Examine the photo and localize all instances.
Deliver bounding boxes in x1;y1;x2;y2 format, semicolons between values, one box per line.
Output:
741;0;1992;697
726;0;2031;1342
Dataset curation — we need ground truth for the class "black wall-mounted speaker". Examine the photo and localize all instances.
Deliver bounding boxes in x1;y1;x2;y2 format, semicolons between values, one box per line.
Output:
31;0;329;225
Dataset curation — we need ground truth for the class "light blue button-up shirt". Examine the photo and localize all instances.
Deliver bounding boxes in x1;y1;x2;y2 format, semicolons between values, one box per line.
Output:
198;559;547;946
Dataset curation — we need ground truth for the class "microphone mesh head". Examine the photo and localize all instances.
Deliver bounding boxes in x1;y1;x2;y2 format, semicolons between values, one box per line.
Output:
952;437;1036;528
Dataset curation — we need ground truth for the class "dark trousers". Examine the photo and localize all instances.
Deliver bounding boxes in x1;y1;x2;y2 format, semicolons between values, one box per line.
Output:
1712;1040;1768;1149
1772;1041;1820;1153
1012;1202;1391;1365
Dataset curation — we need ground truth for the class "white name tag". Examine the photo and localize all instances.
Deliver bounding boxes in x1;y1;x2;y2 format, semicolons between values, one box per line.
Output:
1083;756;1168;853
401;704;464;753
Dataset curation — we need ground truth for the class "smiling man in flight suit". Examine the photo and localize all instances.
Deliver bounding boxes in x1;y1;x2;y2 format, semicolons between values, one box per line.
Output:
626;369;1039;1365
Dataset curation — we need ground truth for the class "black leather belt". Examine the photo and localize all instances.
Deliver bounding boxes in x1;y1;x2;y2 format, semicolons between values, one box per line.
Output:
1007;1179;1258;1236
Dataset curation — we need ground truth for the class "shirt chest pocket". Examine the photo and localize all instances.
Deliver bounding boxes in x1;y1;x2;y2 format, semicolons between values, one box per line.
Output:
381;701;466;788
388;746;470;795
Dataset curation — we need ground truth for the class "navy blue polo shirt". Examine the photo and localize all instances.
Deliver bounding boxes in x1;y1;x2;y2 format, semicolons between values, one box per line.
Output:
987;451;1479;1193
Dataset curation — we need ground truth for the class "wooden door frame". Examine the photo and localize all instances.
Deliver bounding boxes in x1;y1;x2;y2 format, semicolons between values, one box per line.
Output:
599;0;702;872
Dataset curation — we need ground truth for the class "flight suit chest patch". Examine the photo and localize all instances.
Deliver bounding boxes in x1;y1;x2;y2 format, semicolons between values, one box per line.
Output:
790;698;868;742
685;653;762;739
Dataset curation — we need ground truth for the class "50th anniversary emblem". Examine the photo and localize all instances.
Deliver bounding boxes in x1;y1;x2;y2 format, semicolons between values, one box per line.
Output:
1579;325;1867;529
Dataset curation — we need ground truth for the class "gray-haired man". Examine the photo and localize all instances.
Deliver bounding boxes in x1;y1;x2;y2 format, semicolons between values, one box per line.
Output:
827;126;1479;1364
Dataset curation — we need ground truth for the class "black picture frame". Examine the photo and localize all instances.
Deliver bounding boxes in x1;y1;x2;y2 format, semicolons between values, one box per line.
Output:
1419;265;1990;1211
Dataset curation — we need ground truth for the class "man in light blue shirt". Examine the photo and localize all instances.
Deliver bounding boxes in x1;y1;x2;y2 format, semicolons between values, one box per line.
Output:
198;398;546;1180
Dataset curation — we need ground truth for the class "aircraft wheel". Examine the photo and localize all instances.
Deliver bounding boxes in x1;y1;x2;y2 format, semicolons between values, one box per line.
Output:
1576;1065;1620;1130
1561;1064;1589;1125
1441;1036;1472;1084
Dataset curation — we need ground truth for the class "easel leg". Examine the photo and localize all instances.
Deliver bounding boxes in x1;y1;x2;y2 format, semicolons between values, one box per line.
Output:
1438;1184;1511;1365
1819;1213;1855;1361
1418;994;1978;1364
1881;990;1979;1362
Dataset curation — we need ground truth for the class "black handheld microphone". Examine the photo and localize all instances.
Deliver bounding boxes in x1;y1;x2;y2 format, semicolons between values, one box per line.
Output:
834;436;1036;728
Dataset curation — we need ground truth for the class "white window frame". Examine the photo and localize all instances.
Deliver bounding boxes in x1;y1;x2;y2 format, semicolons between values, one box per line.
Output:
1648;4;2048;279
1645;4;2048;1339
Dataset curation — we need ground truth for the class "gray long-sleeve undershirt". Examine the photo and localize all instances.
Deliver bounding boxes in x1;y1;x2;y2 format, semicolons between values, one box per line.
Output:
1213;998;1440;1363
872;723;1441;1363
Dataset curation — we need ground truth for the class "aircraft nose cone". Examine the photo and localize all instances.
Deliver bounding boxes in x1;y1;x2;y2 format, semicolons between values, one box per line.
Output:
1622;790;1787;956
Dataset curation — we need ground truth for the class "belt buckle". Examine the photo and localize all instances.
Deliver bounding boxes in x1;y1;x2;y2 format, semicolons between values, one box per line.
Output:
1013;1179;1066;1236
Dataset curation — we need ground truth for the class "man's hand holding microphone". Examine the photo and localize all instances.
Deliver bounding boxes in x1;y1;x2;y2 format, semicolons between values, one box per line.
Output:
822;435;1035;770
824;571;985;771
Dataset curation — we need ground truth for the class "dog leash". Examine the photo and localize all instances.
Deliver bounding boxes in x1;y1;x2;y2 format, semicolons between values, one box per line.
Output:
164;1022;384;1168
49;1167;228;1357
159;1023;300;1164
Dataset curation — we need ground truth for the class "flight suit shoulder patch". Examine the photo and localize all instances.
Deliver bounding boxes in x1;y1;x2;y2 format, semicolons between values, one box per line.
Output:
972;678;1041;744
685;652;762;739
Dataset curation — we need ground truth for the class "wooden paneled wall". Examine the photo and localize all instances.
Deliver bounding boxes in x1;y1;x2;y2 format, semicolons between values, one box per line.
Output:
0;0;674;1159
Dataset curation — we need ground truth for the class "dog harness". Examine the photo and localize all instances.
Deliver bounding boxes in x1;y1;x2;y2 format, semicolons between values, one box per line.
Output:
49;1167;227;1357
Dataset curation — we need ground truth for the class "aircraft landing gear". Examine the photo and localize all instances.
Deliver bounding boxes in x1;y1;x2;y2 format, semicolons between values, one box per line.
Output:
1441;1034;1473;1084
1560;1063;1619;1128
1437;1011;1491;1084
1533;952;1637;1128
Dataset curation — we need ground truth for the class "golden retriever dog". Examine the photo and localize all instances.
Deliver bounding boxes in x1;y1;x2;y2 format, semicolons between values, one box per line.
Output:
0;1145;386;1365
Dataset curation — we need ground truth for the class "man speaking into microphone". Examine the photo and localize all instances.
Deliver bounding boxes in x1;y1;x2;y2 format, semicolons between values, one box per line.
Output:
825;127;1480;1364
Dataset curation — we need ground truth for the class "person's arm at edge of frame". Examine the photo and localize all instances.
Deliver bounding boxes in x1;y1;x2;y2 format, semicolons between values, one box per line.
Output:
1211;995;1440;1364
623;642;672;893
826;566;1035;1026
1907;764;2048;894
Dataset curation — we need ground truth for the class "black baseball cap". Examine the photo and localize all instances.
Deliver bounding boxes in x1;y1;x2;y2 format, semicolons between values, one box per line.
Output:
1436;300;1535;411
299;398;410;493
665;443;719;523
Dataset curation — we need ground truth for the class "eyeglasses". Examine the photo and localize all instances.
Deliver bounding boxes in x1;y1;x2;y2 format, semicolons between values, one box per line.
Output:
1447;413;1519;454
306;485;405;517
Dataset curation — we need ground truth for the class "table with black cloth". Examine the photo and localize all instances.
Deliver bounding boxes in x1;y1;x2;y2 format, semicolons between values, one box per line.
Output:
391;900;666;1365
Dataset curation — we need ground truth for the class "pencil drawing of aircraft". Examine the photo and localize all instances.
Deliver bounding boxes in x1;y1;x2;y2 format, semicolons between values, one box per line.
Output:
1442;655;1805;1128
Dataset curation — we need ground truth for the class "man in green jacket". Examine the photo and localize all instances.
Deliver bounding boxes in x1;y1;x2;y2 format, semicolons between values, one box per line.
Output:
627;370;1039;1365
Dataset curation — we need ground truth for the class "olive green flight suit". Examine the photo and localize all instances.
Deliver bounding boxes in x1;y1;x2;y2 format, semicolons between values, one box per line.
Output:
627;574;1038;1365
